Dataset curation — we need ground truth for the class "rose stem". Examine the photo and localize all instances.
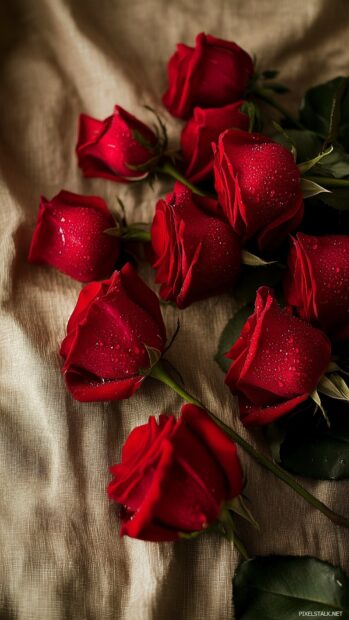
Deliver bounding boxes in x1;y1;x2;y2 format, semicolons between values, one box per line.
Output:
253;86;304;130
305;176;349;188
122;228;151;242
157;161;212;198
150;360;349;530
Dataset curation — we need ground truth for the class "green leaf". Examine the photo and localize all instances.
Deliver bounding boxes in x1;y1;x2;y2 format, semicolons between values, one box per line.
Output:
318;188;349;211
273;127;349;183
214;305;253;373
283;435;349;481
272;128;322;162
326;78;349;145
266;404;349;480
234;556;349;619
301;178;331;198
317;146;349;178
299;76;349;150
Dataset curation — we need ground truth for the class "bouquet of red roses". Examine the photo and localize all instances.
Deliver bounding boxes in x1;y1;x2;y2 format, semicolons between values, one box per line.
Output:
28;32;349;618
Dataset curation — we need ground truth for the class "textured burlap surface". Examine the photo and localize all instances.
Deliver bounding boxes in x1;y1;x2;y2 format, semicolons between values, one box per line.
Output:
0;1;348;618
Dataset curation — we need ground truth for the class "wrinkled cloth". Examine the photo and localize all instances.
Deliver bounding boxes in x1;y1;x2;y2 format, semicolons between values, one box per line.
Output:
0;1;348;619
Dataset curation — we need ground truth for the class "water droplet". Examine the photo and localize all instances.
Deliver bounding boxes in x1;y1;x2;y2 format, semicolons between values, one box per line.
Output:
58;226;66;245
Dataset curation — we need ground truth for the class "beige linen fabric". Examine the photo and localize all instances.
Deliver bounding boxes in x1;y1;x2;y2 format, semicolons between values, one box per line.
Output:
0;1;349;618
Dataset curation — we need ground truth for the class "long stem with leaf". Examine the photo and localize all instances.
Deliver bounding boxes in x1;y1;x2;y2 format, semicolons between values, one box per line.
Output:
150;360;349;530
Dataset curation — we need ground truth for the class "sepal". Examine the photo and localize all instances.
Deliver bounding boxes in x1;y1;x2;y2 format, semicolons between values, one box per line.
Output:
241;250;277;267
179;529;206;540
318;373;349;401
298;145;333;175
310;389;330;427
226;495;259;530
239;101;262;132
218;507;250;559
127;106;169;176
139;345;162;375
301;178;331;198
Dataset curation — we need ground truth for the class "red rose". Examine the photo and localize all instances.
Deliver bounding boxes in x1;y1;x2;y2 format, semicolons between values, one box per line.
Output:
60;263;166;401
28;190;119;282
162;33;254;119
151;182;241;308
180;102;249;184
214;129;304;252
107;403;243;541
76;105;160;182
225;287;331;426
284;233;349;340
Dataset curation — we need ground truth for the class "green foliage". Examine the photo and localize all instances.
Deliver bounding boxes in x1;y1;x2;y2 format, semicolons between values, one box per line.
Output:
234;556;349;619
299;76;349;150
264;399;349;480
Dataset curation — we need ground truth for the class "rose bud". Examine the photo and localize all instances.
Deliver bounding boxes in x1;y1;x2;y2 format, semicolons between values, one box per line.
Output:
225;287;331;427
108;403;243;541
151;182;241;309
162;33;254;119
180;102;249;184
76;105;161;182
60;263;166;401
284;233;349;340
214;129;304;252
28;190;119;282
